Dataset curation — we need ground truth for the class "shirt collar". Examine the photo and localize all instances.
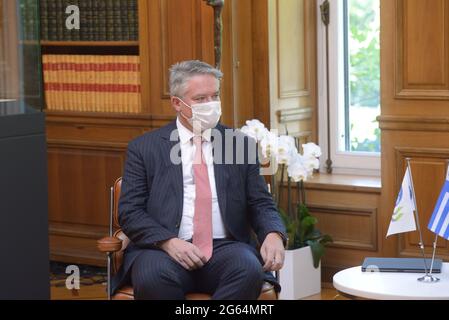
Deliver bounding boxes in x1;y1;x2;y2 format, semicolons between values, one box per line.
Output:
176;117;212;144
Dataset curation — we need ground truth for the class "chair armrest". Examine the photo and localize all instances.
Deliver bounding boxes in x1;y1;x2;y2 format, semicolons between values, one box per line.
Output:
97;236;123;253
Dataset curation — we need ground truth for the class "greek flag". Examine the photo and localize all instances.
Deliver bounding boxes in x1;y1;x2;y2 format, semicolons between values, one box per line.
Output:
387;167;417;237
428;166;449;240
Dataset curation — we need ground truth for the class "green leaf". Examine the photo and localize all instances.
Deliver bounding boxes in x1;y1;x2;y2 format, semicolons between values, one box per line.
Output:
306;241;325;269
304;229;322;241
300;216;317;241
278;193;333;265
320;234;333;246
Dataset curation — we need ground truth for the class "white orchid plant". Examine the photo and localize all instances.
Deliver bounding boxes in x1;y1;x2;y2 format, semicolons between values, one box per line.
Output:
240;119;321;182
240;119;332;268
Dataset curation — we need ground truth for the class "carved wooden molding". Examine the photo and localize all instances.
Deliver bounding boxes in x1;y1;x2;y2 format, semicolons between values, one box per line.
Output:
394;146;449;189
47;139;129;151
393;147;449;194
45;111;174;131
307;203;378;252
395;146;449;160
393;147;449;258
397;247;449;260
276;107;313;124
276;0;310;99
304;176;381;194
49;222;108;238
395;0;449;100
378;115;449;132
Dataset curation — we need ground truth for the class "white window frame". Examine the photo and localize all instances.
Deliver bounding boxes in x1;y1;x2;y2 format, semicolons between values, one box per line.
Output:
317;0;380;176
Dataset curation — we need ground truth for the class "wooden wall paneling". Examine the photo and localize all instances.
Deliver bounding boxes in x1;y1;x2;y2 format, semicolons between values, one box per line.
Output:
382;0;449;116
396;0;449;99
309;205;378;252
219;1;235;127
45;113;152;265
381;0;449;262
268;0;317;141
251;0;270;127
230;0;254;128
46;142;126;266
47;146;125;226
380;129;449;259
49;224;110;266
220;0;266;129
145;0;215;118
278;0;307;99
393;147;449;259
47;145;126;266
141;0;264;129
161;0;202;96
298;179;381;282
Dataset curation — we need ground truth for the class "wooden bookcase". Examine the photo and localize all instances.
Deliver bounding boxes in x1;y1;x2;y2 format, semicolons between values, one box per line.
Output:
43;0;164;266
42;0;269;266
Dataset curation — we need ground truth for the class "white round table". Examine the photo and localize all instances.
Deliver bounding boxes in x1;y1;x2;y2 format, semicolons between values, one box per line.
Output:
333;263;449;300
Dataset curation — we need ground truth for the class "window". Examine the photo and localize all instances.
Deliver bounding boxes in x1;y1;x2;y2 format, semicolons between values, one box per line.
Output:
318;0;381;175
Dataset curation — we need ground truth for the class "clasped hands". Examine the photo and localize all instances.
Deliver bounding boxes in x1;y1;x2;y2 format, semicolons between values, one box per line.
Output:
159;232;285;272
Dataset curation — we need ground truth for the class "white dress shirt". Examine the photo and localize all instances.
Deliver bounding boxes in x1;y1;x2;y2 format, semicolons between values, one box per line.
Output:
176;118;228;240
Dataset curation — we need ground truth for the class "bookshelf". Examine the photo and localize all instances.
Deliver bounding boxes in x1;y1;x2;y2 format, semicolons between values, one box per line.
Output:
40;0;138;42
41;40;140;47
40;0;142;115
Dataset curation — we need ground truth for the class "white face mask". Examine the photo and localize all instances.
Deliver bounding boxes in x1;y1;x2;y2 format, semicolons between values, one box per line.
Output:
178;98;222;131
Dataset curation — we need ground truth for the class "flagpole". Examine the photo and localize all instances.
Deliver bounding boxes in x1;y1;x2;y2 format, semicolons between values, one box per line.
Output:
427;160;449;281
429;234;439;277
406;158;439;283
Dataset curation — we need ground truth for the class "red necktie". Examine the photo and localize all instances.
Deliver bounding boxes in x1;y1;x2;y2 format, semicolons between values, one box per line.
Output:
192;135;213;261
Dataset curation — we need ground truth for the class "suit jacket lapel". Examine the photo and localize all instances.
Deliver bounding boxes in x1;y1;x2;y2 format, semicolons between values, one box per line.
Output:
213;124;229;218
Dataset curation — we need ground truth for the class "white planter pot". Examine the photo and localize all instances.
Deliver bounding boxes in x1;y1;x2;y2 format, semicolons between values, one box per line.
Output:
278;246;321;300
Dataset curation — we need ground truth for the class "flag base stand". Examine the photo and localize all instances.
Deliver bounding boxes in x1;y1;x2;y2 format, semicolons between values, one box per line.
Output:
417;236;440;283
406;159;443;285
418;275;440;283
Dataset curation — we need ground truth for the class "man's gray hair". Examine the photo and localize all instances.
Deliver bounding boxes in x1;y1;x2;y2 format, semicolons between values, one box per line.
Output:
169;60;223;98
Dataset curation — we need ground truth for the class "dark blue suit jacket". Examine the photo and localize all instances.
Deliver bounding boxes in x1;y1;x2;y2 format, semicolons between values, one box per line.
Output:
112;121;287;293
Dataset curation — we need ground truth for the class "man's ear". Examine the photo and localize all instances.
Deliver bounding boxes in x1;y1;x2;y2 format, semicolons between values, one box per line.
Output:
171;96;182;113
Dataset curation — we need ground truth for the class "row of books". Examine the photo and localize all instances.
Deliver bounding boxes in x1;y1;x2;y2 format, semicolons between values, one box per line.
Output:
42;54;141;113
40;0;139;41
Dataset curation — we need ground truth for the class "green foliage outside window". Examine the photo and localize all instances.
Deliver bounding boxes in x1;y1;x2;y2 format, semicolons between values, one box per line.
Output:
347;0;381;153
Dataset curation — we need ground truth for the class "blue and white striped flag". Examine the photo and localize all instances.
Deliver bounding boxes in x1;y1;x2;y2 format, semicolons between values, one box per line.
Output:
428;165;449;240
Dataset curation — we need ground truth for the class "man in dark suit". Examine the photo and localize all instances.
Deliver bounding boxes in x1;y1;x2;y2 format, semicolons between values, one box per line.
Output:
112;60;286;300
